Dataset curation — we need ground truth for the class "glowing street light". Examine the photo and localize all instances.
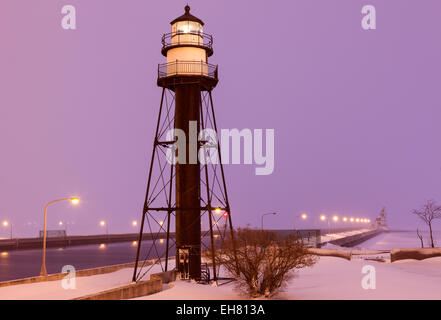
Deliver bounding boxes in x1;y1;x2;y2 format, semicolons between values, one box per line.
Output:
332;216;339;222
40;197;80;277
343;217;348;222
319;214;332;234
2;221;12;239
100;220;108;232
350;217;354;223
58;220;68;234
293;213;307;231
355;218;360;223
132;220;138;227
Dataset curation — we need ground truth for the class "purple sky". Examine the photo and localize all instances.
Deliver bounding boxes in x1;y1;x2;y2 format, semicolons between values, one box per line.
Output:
1;0;441;237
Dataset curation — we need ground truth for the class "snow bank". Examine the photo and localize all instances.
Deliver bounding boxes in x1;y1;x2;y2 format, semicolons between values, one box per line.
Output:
308;248;351;260
391;248;441;262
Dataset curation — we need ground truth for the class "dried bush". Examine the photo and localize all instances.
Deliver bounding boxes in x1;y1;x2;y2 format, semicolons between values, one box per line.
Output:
207;228;317;298
412;200;441;248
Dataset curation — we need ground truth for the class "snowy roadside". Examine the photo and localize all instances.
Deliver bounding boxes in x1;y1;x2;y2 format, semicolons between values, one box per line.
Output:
2;254;441;299
0;262;166;300
137;256;441;300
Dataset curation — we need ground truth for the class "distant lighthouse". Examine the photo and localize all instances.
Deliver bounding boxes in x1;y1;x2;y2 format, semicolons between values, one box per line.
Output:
133;6;233;282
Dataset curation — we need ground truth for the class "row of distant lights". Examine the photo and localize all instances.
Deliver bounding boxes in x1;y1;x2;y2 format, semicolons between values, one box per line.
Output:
295;213;370;224
123;209;228;250
4;211;369;232
319;215;370;223
2;207;228;230
102;210;227;250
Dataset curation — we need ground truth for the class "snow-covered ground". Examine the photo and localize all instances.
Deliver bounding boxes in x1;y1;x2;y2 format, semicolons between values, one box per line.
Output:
137;256;441;300
2;231;441;300
357;231;441;250
2;254;441;299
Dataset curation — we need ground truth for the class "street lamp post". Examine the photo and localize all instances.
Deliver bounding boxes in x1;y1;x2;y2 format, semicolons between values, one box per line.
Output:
2;221;12;239
332;215;339;232
261;212;277;230
59;221;68;235
293;213;307;231
100;220;108;241
40;197;79;277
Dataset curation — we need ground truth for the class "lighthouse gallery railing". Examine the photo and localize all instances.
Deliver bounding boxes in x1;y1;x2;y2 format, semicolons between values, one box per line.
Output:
158;61;218;80
161;31;213;51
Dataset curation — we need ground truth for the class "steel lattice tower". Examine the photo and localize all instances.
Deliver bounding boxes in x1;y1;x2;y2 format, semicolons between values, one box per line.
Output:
132;6;235;283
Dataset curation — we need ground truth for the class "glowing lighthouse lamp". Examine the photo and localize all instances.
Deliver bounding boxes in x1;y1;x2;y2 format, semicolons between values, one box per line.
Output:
162;5;213;77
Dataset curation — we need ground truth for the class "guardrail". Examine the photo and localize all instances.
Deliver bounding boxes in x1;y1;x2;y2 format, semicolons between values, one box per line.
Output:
161;31;213;51
158;61;218;80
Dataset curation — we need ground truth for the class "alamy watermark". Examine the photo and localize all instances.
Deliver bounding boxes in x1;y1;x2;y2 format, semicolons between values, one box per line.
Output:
61;265;76;290
361;265;376;290
165;121;274;176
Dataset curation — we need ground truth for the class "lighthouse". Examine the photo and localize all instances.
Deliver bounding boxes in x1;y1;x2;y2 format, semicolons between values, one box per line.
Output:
133;6;232;282
162;5;215;280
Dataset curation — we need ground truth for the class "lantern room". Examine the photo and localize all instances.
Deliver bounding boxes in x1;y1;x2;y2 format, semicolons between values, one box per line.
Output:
160;6;215;78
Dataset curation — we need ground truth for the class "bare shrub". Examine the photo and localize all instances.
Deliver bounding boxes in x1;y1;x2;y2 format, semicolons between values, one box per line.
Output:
416;228;424;248
208;228;317;298
412;200;441;248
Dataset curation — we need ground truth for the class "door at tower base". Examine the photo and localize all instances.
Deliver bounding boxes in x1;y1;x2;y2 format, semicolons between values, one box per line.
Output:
177;246;201;280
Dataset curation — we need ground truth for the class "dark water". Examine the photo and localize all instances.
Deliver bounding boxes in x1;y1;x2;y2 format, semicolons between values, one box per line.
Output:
0;235;219;282
0;239;168;282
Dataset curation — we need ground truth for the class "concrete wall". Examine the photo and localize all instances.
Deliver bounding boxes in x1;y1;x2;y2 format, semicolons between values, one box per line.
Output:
150;270;177;283
74;279;162;300
73;271;177;300
0;261;140;288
